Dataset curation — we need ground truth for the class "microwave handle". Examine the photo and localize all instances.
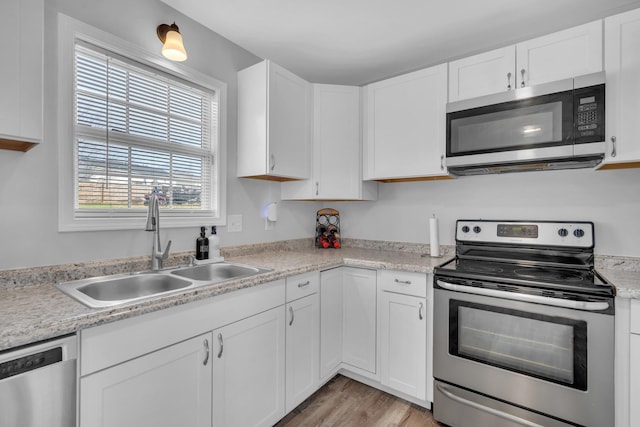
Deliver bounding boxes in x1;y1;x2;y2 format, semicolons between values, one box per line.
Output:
436;280;610;311
611;136;617;157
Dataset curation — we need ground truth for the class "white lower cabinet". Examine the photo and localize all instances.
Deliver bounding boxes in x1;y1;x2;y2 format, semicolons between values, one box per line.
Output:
319;267;344;381
342;267;377;376
630;334;640;426
378;270;428;401
285;293;320;412
80;333;213;427
379;291;427;400
212;306;286;427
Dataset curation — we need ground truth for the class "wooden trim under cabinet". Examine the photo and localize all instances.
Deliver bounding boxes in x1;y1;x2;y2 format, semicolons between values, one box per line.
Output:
0;137;38;152
241;175;301;182
374;176;454;183
598;162;640;170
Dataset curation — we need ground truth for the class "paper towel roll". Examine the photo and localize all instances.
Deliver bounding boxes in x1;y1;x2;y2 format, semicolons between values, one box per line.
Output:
429;215;440;257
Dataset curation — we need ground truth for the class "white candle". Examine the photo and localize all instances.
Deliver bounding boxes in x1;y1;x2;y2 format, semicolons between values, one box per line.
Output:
429;215;440;257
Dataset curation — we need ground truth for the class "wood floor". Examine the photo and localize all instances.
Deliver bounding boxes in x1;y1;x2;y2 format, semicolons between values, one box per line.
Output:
275;375;442;427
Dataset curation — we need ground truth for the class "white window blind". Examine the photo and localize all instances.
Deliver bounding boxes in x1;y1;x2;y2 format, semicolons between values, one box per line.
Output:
73;42;218;218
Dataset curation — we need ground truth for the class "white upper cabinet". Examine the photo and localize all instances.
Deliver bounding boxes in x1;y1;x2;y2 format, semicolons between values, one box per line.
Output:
237;60;311;180
448;46;516;102
363;63;449;181
601;8;640;169
0;0;43;151
281;84;377;200
449;21;603;102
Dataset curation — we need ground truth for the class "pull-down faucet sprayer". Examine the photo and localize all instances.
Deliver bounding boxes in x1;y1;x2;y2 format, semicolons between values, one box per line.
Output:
145;191;172;271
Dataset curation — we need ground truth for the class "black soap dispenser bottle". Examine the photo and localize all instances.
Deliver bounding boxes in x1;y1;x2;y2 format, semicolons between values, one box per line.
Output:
196;226;209;260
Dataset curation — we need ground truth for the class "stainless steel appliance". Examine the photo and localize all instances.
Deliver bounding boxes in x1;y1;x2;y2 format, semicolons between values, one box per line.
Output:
446;73;605;175
0;335;77;427
433;220;614;427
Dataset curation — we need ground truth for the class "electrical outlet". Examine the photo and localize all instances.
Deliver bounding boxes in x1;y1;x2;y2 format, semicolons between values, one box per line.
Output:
227;214;243;232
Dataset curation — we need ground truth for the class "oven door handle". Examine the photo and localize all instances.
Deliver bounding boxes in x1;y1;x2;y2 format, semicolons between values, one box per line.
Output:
436;280;610;311
436;383;544;427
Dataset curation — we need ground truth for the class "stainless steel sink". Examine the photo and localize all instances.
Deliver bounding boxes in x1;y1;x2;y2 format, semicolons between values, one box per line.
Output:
55;262;272;308
171;262;270;282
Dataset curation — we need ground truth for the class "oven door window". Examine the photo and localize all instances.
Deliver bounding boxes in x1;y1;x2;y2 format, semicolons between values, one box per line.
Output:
449;300;587;390
447;91;573;156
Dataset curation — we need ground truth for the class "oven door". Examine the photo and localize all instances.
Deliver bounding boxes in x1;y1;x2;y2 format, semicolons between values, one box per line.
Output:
433;280;613;427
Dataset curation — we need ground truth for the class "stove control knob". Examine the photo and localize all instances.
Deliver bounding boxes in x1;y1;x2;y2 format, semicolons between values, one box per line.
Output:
558;228;568;237
473;226;482;234
461;226;470;233
574;228;585;238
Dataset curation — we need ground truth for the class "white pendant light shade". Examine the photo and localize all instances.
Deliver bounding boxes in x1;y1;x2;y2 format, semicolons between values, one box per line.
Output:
157;23;188;62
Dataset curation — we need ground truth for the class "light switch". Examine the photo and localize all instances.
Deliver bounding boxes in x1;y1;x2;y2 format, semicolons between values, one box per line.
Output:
227;214;243;232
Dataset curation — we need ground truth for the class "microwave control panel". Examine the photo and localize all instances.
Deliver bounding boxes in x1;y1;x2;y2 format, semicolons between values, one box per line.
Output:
574;84;604;144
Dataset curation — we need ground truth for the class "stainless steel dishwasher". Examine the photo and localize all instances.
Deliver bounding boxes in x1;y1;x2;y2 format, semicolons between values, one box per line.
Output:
0;335;77;427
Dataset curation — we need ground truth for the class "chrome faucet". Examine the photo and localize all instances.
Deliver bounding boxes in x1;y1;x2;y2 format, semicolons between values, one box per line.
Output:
145;191;172;271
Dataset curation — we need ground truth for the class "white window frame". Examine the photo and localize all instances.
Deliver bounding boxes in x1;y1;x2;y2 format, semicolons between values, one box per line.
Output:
57;14;227;232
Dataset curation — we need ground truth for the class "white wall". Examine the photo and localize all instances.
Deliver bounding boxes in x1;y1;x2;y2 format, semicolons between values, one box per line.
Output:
1;0;638;270
330;167;640;257
0;0;319;270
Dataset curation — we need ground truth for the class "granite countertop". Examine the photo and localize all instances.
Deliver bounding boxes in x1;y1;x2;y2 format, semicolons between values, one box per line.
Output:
0;245;447;352
1;240;638;353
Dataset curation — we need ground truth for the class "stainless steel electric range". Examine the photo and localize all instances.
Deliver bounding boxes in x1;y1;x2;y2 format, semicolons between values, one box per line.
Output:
433;220;615;427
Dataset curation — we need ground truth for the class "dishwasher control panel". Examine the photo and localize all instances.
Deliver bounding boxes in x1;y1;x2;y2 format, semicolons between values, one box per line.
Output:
0;347;62;380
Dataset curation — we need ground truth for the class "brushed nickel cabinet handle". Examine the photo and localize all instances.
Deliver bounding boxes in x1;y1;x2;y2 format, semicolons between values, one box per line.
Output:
418;302;424;320
611;136;617;157
316;182;319;196
394;278;412;285
298;280;311;288
520;69;526;87
507;72;512;90
217;333;223;358
289;306;294;326
440;154;445;171
270;154;276;171
203;339;210;366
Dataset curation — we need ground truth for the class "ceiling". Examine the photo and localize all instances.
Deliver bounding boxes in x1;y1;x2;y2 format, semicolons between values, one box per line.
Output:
160;0;640;85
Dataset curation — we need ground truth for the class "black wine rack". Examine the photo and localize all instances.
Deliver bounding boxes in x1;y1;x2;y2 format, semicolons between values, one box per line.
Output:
315;208;341;249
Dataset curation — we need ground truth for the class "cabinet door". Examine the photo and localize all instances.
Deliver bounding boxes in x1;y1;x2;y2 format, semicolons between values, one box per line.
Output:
602;9;640;167
213;306;285;427
448;46;516;102
80;333;212;427
286;293;320;412
516;21;602;88
379;292;427;400
268;61;311;179
342;267;377;375
281;84;377;200
364;64;448;180
0;0;42;150
319;268;344;380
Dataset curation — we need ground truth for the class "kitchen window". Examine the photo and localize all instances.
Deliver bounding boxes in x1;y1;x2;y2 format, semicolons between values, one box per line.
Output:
58;15;227;231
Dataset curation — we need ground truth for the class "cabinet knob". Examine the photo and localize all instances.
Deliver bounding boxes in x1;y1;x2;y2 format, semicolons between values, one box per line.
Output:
520;69;526;87
288;306;295;326
217;333;224;358
203;339;210;366
611;136;617;158
507;72;512;90
418;302;424;320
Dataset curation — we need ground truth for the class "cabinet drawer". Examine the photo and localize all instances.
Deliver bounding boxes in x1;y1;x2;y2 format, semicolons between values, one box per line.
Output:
378;270;427;298
630;299;640;334
286;271;319;302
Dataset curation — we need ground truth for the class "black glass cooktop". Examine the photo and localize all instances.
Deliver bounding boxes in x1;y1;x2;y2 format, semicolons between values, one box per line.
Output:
435;257;614;296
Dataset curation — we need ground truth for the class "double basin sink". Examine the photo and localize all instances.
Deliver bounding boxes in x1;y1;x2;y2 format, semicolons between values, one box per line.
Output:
55;262;272;308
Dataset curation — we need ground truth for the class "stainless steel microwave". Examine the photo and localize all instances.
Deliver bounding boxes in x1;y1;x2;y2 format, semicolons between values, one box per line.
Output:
445;72;605;176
